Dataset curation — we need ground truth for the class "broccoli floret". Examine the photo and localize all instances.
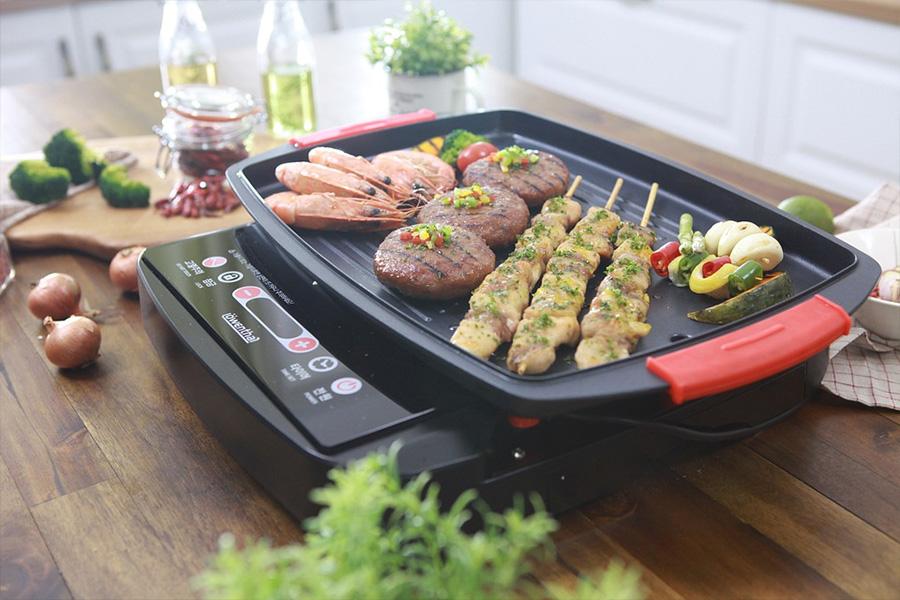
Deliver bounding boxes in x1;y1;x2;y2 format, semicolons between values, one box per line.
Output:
90;158;109;181
98;165;150;208
439;129;487;165
43;128;95;184
9;160;71;204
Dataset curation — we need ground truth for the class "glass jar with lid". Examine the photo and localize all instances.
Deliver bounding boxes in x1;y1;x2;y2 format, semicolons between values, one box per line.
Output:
154;84;265;178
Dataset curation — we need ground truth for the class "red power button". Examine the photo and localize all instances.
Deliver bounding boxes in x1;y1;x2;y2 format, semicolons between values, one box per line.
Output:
233;286;262;300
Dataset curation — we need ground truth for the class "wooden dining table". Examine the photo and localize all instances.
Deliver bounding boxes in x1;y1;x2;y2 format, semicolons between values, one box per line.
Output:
1;29;898;599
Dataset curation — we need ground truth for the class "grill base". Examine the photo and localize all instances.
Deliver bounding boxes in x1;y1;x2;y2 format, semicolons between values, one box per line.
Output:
139;225;822;519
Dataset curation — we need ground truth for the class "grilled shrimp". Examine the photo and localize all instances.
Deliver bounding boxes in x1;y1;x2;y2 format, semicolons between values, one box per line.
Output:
265;191;406;232
375;150;456;194
275;162;395;206
371;154;434;202
308;147;397;194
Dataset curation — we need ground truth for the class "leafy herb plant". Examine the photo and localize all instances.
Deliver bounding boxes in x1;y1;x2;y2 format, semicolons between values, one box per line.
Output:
196;447;644;600
367;2;488;76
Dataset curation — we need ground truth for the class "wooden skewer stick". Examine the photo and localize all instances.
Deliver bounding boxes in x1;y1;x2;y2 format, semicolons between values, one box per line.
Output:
605;177;624;210
641;182;659;228
565;175;583;200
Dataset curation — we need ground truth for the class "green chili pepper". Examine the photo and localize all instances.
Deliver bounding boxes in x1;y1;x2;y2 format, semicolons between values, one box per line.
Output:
678;213;694;254
727;260;764;295
668;256;689;287
677;250;708;282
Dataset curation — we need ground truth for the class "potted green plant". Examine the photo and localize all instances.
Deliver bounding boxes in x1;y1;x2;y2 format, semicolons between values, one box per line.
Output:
367;2;487;115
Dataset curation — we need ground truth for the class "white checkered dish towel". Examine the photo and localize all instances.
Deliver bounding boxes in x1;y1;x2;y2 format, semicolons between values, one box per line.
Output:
820;182;899;410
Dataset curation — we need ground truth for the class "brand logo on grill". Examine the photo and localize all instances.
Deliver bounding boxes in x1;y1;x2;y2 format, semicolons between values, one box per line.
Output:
222;312;260;344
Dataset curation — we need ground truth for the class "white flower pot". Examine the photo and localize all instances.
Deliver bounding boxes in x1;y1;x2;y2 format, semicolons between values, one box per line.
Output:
388;70;483;115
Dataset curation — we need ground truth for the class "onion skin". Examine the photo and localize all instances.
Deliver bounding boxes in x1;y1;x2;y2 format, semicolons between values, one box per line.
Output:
42;316;101;369
109;246;146;293
28;273;81;319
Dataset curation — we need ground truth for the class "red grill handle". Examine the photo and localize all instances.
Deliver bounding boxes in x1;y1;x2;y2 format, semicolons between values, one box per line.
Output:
289;109;437;148
646;294;851;405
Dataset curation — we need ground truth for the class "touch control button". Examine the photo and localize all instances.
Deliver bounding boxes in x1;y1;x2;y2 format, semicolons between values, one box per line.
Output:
233;286;262;300
287;336;318;353
218;271;244;284
309;356;338;372
202;256;227;268
331;377;362;395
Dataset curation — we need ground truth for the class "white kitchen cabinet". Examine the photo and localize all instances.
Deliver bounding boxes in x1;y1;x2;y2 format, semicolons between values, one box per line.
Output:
0;1;334;84
515;0;769;161
515;0;900;200
759;3;900;199
74;1;332;75
0;5;89;85
74;1;162;73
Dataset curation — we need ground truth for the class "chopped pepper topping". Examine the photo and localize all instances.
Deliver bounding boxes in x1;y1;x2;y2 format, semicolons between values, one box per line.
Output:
440;184;494;209
490;145;540;173
400;223;453;250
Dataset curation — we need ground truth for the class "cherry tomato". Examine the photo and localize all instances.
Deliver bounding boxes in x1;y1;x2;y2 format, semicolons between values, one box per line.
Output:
434;236;444;248
457;141;499;172
400;231;412;242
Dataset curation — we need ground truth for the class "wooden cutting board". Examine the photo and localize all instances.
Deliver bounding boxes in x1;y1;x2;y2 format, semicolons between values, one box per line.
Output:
3;135;281;259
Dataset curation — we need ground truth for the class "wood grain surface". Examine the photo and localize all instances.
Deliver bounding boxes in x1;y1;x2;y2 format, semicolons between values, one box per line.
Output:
1;29;897;600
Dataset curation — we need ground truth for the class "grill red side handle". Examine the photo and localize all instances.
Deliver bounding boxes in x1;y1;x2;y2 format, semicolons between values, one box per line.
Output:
646;294;851;405
289;109;437;148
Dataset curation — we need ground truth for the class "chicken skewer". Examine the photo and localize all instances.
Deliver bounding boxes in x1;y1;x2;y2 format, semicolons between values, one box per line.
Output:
451;178;584;359
506;178;625;375
575;183;658;369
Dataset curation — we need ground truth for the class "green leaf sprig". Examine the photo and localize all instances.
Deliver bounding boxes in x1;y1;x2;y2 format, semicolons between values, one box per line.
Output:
367;1;488;76
195;446;645;600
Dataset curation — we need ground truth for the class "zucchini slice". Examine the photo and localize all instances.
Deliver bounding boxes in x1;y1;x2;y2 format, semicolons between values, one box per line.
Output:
688;272;793;325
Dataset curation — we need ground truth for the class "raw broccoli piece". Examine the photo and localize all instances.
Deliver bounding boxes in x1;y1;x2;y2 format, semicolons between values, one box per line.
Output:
439;129;487;165
43;128;95;184
90;158;108;181
8;160;71;204
98;165;150;208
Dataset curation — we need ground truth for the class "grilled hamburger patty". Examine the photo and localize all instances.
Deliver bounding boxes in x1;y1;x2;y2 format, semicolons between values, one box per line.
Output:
374;226;495;300
415;187;529;248
462;151;569;207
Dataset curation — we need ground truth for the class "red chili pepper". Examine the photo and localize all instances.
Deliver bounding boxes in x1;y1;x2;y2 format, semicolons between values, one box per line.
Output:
400;231;412;242
650;241;681;277
702;256;732;278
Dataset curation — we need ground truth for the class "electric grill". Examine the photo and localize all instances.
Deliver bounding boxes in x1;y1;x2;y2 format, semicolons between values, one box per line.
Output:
139;110;880;519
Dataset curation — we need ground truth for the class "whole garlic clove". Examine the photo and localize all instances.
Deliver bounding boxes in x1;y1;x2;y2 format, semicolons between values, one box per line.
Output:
730;233;784;270
878;268;900;302
704;220;735;255
718;221;761;256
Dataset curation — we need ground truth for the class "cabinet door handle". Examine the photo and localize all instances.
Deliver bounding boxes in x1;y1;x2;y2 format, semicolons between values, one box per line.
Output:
58;38;75;78
95;34;112;72
327;0;339;31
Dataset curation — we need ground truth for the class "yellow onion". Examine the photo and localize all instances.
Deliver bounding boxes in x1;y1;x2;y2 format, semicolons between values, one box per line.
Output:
109;246;146;293
42;316;101;369
28;273;81;319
